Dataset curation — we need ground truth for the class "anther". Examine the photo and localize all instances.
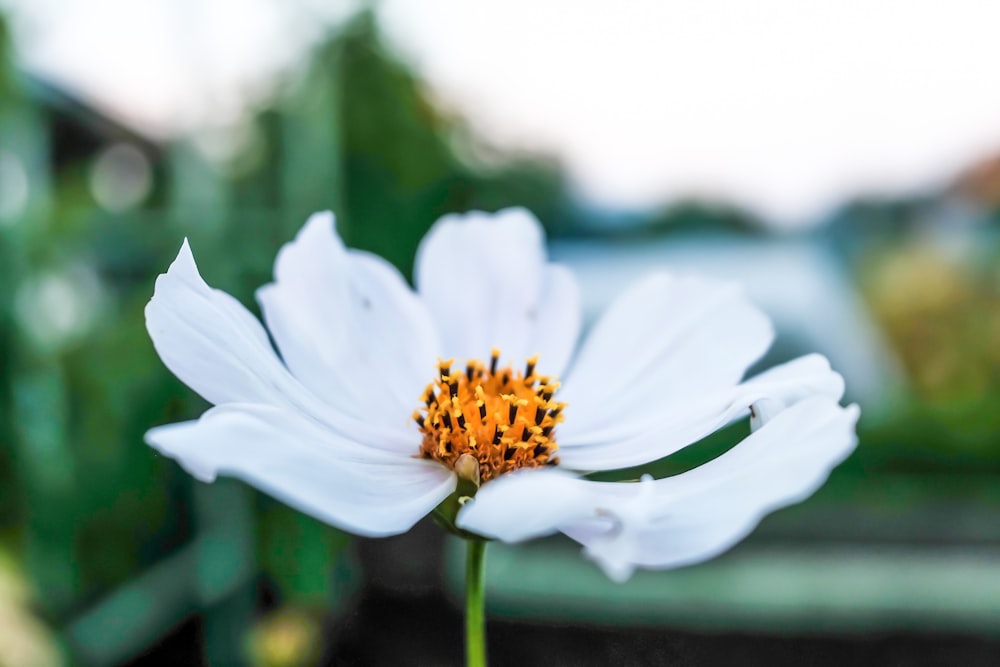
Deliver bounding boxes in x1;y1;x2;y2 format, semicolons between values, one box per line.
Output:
520;427;532;443
478;401;487;421
501;371;510;386
490;348;500;375
414;413;425;428
442;412;452;430
508;401;518;424
449;381;458;399
491;426;501;445
525;354;539;379
503;447;516;461
455;410;466;430
534;406;546;425
541;425;554;438
439;359;452;380
466;363;475;382
533;444;547;457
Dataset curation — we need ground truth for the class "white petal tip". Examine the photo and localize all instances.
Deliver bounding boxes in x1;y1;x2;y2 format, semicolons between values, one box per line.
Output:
151;238;201;297
302;210;335;233
585;549;636;583
144;425;220;483
171;238;196;272
273;211;345;283
433;207;545;236
146;238;201;325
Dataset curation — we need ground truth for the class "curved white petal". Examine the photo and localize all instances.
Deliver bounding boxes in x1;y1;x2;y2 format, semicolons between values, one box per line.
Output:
557;353;845;471
146;237;418;454
146;403;456;537
559;273;774;441
456;468;598;542
146;238;297;407
565;397;860;581
742;353;845;430
415;208;581;377
461;397;857;580
257;212;441;423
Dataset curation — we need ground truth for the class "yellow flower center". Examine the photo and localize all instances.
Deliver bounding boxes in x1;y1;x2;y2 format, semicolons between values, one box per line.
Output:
414;348;566;484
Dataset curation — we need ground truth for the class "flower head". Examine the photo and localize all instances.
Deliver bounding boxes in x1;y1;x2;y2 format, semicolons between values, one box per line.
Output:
145;209;858;581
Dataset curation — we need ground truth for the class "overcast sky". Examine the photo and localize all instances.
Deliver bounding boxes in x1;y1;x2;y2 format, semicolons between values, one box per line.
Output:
7;0;1000;226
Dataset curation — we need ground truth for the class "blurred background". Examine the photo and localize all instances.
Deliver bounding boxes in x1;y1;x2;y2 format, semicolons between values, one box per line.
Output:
1;1;1000;665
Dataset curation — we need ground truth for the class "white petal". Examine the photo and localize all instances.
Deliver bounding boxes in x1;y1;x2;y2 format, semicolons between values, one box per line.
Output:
525;265;582;378
146;404;456;537
559;273;773;440
462;398;857;580
145;239;304;407
563;397;860;581
415;208;581;376
146;237;418;454
749;398;784;431
455;468;599;542
557;353;845;471
743;353;845;429
257;212;441;423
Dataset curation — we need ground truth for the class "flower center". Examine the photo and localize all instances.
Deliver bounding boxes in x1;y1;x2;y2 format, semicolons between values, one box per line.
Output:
414;349;566;484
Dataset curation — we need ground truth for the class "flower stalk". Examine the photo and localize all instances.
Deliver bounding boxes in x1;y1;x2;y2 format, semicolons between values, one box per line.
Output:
465;538;488;667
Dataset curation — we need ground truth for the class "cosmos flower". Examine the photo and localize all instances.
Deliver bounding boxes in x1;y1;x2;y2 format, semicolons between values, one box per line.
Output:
145;208;858;581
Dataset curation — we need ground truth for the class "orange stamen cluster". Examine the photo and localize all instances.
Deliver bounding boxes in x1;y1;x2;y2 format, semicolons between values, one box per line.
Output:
414;349;566;483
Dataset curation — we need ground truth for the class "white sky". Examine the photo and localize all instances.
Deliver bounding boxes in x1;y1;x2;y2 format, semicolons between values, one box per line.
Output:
7;0;1000;225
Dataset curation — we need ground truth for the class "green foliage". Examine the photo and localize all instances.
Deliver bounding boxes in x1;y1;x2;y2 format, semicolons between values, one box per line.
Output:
333;13;568;275
0;15;14;99
0;9;573;663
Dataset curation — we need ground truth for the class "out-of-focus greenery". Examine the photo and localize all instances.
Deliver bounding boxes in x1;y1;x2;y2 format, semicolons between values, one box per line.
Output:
2;7;1000;666
0;10;570;665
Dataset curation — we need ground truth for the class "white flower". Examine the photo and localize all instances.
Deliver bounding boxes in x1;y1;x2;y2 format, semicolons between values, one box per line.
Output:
145;208;859;581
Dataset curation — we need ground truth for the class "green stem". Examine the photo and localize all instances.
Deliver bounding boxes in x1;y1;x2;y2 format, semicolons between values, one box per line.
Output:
465;538;488;667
